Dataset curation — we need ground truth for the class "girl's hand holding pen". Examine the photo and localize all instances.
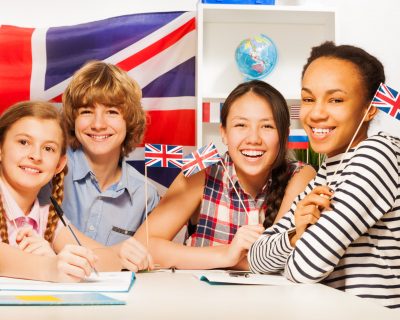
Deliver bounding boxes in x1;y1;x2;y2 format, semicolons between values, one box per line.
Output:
16;226;56;257
54;244;99;282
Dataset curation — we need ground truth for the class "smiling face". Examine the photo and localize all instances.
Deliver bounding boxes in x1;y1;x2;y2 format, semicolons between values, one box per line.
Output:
74;103;127;162
220;91;280;192
0;117;66;198
300;57;375;157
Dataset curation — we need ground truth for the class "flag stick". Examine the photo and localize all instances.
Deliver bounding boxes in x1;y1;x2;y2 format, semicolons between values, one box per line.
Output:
328;102;373;187
144;165;149;257
219;161;250;220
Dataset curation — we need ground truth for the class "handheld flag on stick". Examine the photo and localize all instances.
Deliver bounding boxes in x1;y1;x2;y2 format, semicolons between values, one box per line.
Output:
371;83;400;121
328;82;399;188
145;144;183;169
143;143;183;257
182;142;221;177
181;143;251;221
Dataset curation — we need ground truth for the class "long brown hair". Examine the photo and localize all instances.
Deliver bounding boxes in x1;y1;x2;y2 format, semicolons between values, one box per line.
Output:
0;101;67;244
221;80;291;228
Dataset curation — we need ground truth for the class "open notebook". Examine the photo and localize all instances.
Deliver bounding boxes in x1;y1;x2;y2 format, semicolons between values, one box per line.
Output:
197;271;295;285
0;272;134;292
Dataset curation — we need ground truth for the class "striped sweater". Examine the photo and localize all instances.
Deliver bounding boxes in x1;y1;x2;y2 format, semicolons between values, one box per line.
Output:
248;132;400;309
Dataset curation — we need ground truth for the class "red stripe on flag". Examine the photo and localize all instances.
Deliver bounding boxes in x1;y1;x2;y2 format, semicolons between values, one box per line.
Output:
143;109;195;146
117;18;196;71
0;26;34;113
288;142;309;149
375;91;400;117
202;102;210;123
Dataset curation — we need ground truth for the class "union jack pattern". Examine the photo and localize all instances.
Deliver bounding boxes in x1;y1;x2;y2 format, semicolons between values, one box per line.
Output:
144;144;183;168
372;83;400;121
182;142;221;177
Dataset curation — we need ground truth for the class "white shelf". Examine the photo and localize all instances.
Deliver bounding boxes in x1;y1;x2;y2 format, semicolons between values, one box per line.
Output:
196;3;335;147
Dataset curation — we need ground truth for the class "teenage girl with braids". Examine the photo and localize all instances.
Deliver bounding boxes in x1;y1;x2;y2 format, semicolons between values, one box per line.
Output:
0;101;126;282
135;80;316;270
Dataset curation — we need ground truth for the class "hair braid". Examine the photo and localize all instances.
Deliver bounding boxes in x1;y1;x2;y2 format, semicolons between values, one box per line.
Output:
0;197;9;244
44;167;67;243
263;161;290;229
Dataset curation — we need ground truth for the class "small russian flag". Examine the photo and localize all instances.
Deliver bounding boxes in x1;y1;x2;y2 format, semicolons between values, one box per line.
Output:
288;129;309;149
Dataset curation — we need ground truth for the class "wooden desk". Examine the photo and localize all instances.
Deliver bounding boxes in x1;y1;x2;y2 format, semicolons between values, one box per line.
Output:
1;271;399;320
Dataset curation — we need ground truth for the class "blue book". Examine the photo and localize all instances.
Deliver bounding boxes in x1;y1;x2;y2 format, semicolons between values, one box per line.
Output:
0;293;125;306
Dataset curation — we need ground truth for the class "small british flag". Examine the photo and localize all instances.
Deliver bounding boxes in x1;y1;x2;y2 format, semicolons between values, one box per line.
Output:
182;142;221;177
372;83;400;121
145;144;183;169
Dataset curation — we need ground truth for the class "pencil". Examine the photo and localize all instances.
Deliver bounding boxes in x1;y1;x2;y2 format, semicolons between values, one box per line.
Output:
49;196;99;276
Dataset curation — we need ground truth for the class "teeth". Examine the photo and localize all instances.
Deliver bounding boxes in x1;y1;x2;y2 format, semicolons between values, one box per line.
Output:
241;150;264;157
90;135;110;141
22;167;40;173
312;127;333;135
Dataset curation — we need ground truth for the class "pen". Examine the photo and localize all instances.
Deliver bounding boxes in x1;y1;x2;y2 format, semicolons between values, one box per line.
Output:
228;271;250;278
49;196;99;276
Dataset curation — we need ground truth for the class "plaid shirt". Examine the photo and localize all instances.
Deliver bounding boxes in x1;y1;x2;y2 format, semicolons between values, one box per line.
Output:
190;153;304;247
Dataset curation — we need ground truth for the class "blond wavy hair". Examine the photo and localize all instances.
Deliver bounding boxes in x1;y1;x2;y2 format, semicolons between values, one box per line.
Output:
62;60;146;157
0;101;67;244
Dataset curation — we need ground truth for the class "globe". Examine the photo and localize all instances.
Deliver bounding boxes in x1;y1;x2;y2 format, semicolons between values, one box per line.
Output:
235;34;278;80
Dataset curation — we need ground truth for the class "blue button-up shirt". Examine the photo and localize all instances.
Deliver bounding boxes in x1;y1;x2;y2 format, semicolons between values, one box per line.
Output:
58;148;159;245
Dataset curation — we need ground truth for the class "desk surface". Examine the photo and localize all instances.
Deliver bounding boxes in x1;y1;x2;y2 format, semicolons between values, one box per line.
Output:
1;271;399;320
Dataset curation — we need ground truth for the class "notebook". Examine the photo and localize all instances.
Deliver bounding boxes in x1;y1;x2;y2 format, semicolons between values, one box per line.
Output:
0;272;135;292
0;292;125;306
198;271;295;285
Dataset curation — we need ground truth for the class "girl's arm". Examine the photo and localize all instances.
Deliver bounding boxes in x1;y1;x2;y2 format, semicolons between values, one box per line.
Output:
250;136;399;282
0;242;94;282
135;171;260;269
52;225;122;271
274;164;316;223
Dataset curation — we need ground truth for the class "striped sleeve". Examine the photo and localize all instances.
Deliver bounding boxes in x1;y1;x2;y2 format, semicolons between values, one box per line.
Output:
248;180;315;273
248;161;327;274
284;136;398;283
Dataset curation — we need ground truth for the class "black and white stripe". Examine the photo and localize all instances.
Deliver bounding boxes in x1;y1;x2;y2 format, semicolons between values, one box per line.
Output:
248;133;400;309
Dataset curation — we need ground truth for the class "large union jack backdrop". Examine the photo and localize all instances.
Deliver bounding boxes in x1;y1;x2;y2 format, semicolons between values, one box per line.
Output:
182;142;221;177
145;144;183;169
0;11;196;189
372;83;400;121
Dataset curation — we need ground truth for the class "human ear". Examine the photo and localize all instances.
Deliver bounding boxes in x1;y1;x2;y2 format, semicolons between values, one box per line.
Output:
219;124;228;145
364;105;378;122
55;154;67;174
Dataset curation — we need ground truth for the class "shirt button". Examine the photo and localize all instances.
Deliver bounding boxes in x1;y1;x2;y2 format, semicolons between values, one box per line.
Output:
89;225;95;231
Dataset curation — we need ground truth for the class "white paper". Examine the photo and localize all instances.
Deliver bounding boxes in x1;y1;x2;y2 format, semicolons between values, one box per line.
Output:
0;272;134;292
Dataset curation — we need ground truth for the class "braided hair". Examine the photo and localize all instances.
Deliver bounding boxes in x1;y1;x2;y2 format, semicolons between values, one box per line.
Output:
0;101;68;244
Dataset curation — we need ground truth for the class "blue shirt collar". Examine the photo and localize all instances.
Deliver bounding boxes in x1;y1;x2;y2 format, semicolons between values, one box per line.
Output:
70;148;92;181
68;147;133;201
